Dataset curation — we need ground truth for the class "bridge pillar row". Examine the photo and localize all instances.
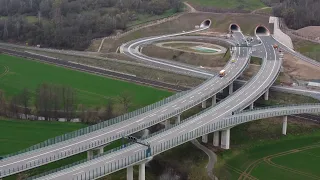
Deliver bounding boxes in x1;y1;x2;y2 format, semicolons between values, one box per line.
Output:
264;89;269;101
221;128;230;149
175;114;181;124
212;95;217;106
202;134;208;143
213;131;220;146
127;166;134;180
202;101;207;109
229;83;234;95
283;116;288;135
139;163;146;180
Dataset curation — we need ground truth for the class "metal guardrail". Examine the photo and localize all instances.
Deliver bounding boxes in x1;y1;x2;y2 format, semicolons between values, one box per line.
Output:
0;45;250;178
1;90;189;159
28;103;320;180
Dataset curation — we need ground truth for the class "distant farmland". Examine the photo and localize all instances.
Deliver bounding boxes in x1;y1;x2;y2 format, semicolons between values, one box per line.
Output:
0;54;172;107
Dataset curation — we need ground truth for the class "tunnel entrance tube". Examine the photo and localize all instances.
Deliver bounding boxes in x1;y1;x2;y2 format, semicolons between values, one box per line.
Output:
229;24;240;32
200;19;212;28
255;25;270;36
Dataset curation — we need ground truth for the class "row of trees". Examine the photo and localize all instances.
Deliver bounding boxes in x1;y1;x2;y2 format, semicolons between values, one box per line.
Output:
272;0;320;29
0;83;135;124
0;0;182;50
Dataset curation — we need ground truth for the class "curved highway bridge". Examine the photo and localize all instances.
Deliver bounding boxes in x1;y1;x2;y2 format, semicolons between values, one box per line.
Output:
0;20;319;180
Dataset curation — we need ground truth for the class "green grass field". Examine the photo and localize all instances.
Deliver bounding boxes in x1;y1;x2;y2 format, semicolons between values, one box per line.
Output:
0;54;172;107
187;0;266;11
215;121;320;180
294;40;320;62
0;119;86;155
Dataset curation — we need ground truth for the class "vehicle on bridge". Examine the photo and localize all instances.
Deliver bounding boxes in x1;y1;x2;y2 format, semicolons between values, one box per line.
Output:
219;70;226;77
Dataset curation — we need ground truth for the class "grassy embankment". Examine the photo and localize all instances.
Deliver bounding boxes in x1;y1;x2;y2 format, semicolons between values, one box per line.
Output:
186;0;266;11
293;39;320;62
0;54;172;108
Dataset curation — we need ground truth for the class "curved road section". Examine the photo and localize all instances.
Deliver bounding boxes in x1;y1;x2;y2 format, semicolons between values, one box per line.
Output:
29;28;284;180
0;21;251;178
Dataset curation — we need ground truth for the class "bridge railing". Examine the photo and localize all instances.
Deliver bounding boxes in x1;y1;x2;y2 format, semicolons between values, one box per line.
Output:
28;103;320;180
1;89;190;159
235;103;320;114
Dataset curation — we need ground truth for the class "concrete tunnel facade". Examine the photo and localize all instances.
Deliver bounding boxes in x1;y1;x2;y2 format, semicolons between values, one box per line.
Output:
255;25;270;36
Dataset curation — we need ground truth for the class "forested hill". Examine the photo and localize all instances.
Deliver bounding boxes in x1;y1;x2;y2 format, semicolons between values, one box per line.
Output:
265;0;320;29
0;0;182;50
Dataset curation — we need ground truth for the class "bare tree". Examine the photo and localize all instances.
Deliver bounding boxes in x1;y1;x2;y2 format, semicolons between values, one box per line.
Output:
118;91;133;113
19;88;31;118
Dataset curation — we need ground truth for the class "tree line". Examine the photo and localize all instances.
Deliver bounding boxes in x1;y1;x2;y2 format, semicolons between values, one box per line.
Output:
0;0;182;50
0;83;135;124
270;0;320;29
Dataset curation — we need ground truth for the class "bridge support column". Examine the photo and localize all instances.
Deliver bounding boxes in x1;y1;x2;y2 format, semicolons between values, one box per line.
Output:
229;83;233;94
264;89;269;101
282;116;287;135
97;147;104;155
212;95;216;106
250;103;254;110
127;166;133;180
175;114;181;124
139;163;146;180
202;134;208;143
87;150;94;160
165;119;170;128
213;131;220;146
221;128;230;149
202;101;206;108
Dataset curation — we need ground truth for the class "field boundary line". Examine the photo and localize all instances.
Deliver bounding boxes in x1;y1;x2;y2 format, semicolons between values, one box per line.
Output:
0;65;9;79
225;164;258;180
264;145;320;179
238;144;320;180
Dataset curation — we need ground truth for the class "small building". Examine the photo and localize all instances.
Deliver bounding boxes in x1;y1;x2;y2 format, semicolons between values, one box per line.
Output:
307;80;320;88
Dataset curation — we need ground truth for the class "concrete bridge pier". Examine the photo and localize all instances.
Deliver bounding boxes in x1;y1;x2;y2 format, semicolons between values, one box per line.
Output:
212;95;216;106
202;134;208;143
250;103;254;110
139;163;146;180
127;166;133;180
213;131;220;146
165;119;171;128
221;128;230;149
176;114;181;124
87;146;105;160
264;89;269;101
87;150;94;160
229;83;234;94
202;101;207;109
283;116;287;135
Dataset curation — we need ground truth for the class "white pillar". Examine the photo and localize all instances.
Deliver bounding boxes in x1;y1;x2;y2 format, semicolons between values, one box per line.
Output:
87;150;94;160
283;116;287;135
98;147;104;155
165;119;170;128
202;134;208;143
250;103;254;110
213;131;220;146
264;89;269;101
212;95;216;106
229;83;233;94
202;101;206;108
127;166;133;180
175;114;181;124
139;163;145;180
221;128;230;149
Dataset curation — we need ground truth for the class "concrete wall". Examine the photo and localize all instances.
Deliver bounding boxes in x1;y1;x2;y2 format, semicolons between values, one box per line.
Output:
270;16;294;49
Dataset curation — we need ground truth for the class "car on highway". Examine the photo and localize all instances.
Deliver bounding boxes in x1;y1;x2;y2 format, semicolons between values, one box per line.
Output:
219;70;226;77
231;59;236;63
